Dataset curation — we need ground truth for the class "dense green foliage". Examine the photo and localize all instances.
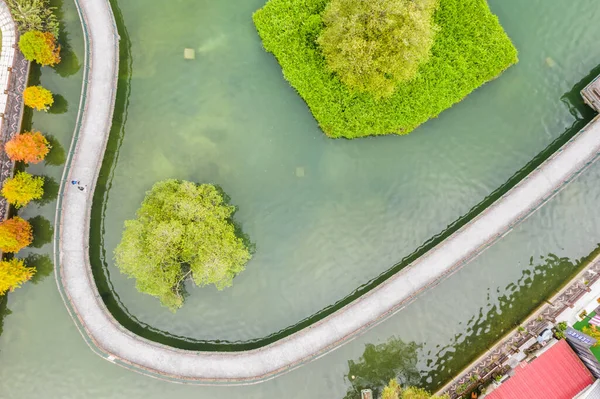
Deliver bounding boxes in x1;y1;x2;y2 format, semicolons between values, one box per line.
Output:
318;0;438;98
114;180;252;311
7;0;59;36
253;0;518;138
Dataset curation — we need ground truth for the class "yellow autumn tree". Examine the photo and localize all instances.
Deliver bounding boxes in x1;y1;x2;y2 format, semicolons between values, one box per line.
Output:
1;172;44;208
0;258;35;295
0;217;33;253
23;85;54;111
382;379;401;399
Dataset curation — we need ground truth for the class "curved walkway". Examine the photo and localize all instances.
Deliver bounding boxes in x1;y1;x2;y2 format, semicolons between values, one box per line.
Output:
55;0;600;386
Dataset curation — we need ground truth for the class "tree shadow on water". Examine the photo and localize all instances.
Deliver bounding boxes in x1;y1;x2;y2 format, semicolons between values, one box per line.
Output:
44;135;66;166
48;94;68;115
0;294;12;338
51;0;81;78
36;176;59;206
28;216;54;248
343;337;422;399
25;254;54;284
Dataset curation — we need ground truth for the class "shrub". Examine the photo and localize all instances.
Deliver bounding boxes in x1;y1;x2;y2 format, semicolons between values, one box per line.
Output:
318;0;438;98
7;0;59;36
1;172;44;208
5;131;51;164
253;0;518;138
18;30;61;66
583;325;600;346
381;379;449;399
23;85;54;111
0;217;33;253
0;258;35;295
114;180;252;311
382;379;401;399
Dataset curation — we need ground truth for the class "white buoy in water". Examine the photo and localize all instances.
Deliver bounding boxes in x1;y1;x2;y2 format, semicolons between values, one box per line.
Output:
184;48;196;60
296;167;305;177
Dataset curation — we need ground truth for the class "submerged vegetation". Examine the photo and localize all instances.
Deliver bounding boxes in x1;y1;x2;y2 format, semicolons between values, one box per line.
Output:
254;0;518;138
114;180;252;311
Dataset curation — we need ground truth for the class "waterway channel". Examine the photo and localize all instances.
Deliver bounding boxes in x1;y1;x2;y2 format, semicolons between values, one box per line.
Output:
94;0;600;344
1;0;600;397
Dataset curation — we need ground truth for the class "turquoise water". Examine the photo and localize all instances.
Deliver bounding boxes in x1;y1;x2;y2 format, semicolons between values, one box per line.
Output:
2;0;600;397
94;0;600;344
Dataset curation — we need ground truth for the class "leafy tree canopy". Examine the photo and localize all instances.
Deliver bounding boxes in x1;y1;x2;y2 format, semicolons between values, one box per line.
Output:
23;85;54;111
7;0;59;36
114;180;252;311
253;0;517;137
18;30;61;66
1;171;44;208
0;217;33;253
318;0;439;98
5;131;51;164
0;258;35;295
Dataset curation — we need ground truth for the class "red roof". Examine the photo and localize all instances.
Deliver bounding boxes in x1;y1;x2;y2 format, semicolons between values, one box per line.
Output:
486;340;594;399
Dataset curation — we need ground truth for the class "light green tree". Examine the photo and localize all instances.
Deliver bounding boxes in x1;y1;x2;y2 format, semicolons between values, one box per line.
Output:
114;180;252;311
318;0;439;98
6;0;59;36
382;379;401;399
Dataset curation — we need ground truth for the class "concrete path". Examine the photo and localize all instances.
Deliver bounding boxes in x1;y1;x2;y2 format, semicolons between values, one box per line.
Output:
55;0;600;386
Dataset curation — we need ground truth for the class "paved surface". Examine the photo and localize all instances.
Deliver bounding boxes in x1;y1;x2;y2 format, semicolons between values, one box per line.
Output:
0;0;29;218
56;0;600;385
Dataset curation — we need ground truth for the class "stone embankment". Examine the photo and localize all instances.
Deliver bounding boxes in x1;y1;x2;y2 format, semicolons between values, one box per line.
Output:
55;0;600;385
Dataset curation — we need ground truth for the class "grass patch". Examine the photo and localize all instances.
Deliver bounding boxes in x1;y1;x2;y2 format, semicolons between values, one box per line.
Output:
253;0;518;138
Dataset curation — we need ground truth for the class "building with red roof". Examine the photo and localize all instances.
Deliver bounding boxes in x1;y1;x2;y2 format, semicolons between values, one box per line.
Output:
486;340;594;399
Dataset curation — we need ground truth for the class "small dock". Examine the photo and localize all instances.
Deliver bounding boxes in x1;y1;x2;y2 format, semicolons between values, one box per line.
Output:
582;75;600;112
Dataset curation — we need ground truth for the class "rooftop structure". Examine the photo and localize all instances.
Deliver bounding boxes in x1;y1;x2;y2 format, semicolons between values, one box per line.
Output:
582;75;600;112
486;340;594;399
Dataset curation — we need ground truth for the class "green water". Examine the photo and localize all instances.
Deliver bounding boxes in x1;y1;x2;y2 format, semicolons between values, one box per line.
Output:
2;0;600;397
94;0;600;344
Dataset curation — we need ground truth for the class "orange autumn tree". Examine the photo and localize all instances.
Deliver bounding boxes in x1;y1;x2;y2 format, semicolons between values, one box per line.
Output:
23;85;54;111
1;172;44;208
18;30;61;66
5;131;51;164
0;258;35;295
0;217;33;253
